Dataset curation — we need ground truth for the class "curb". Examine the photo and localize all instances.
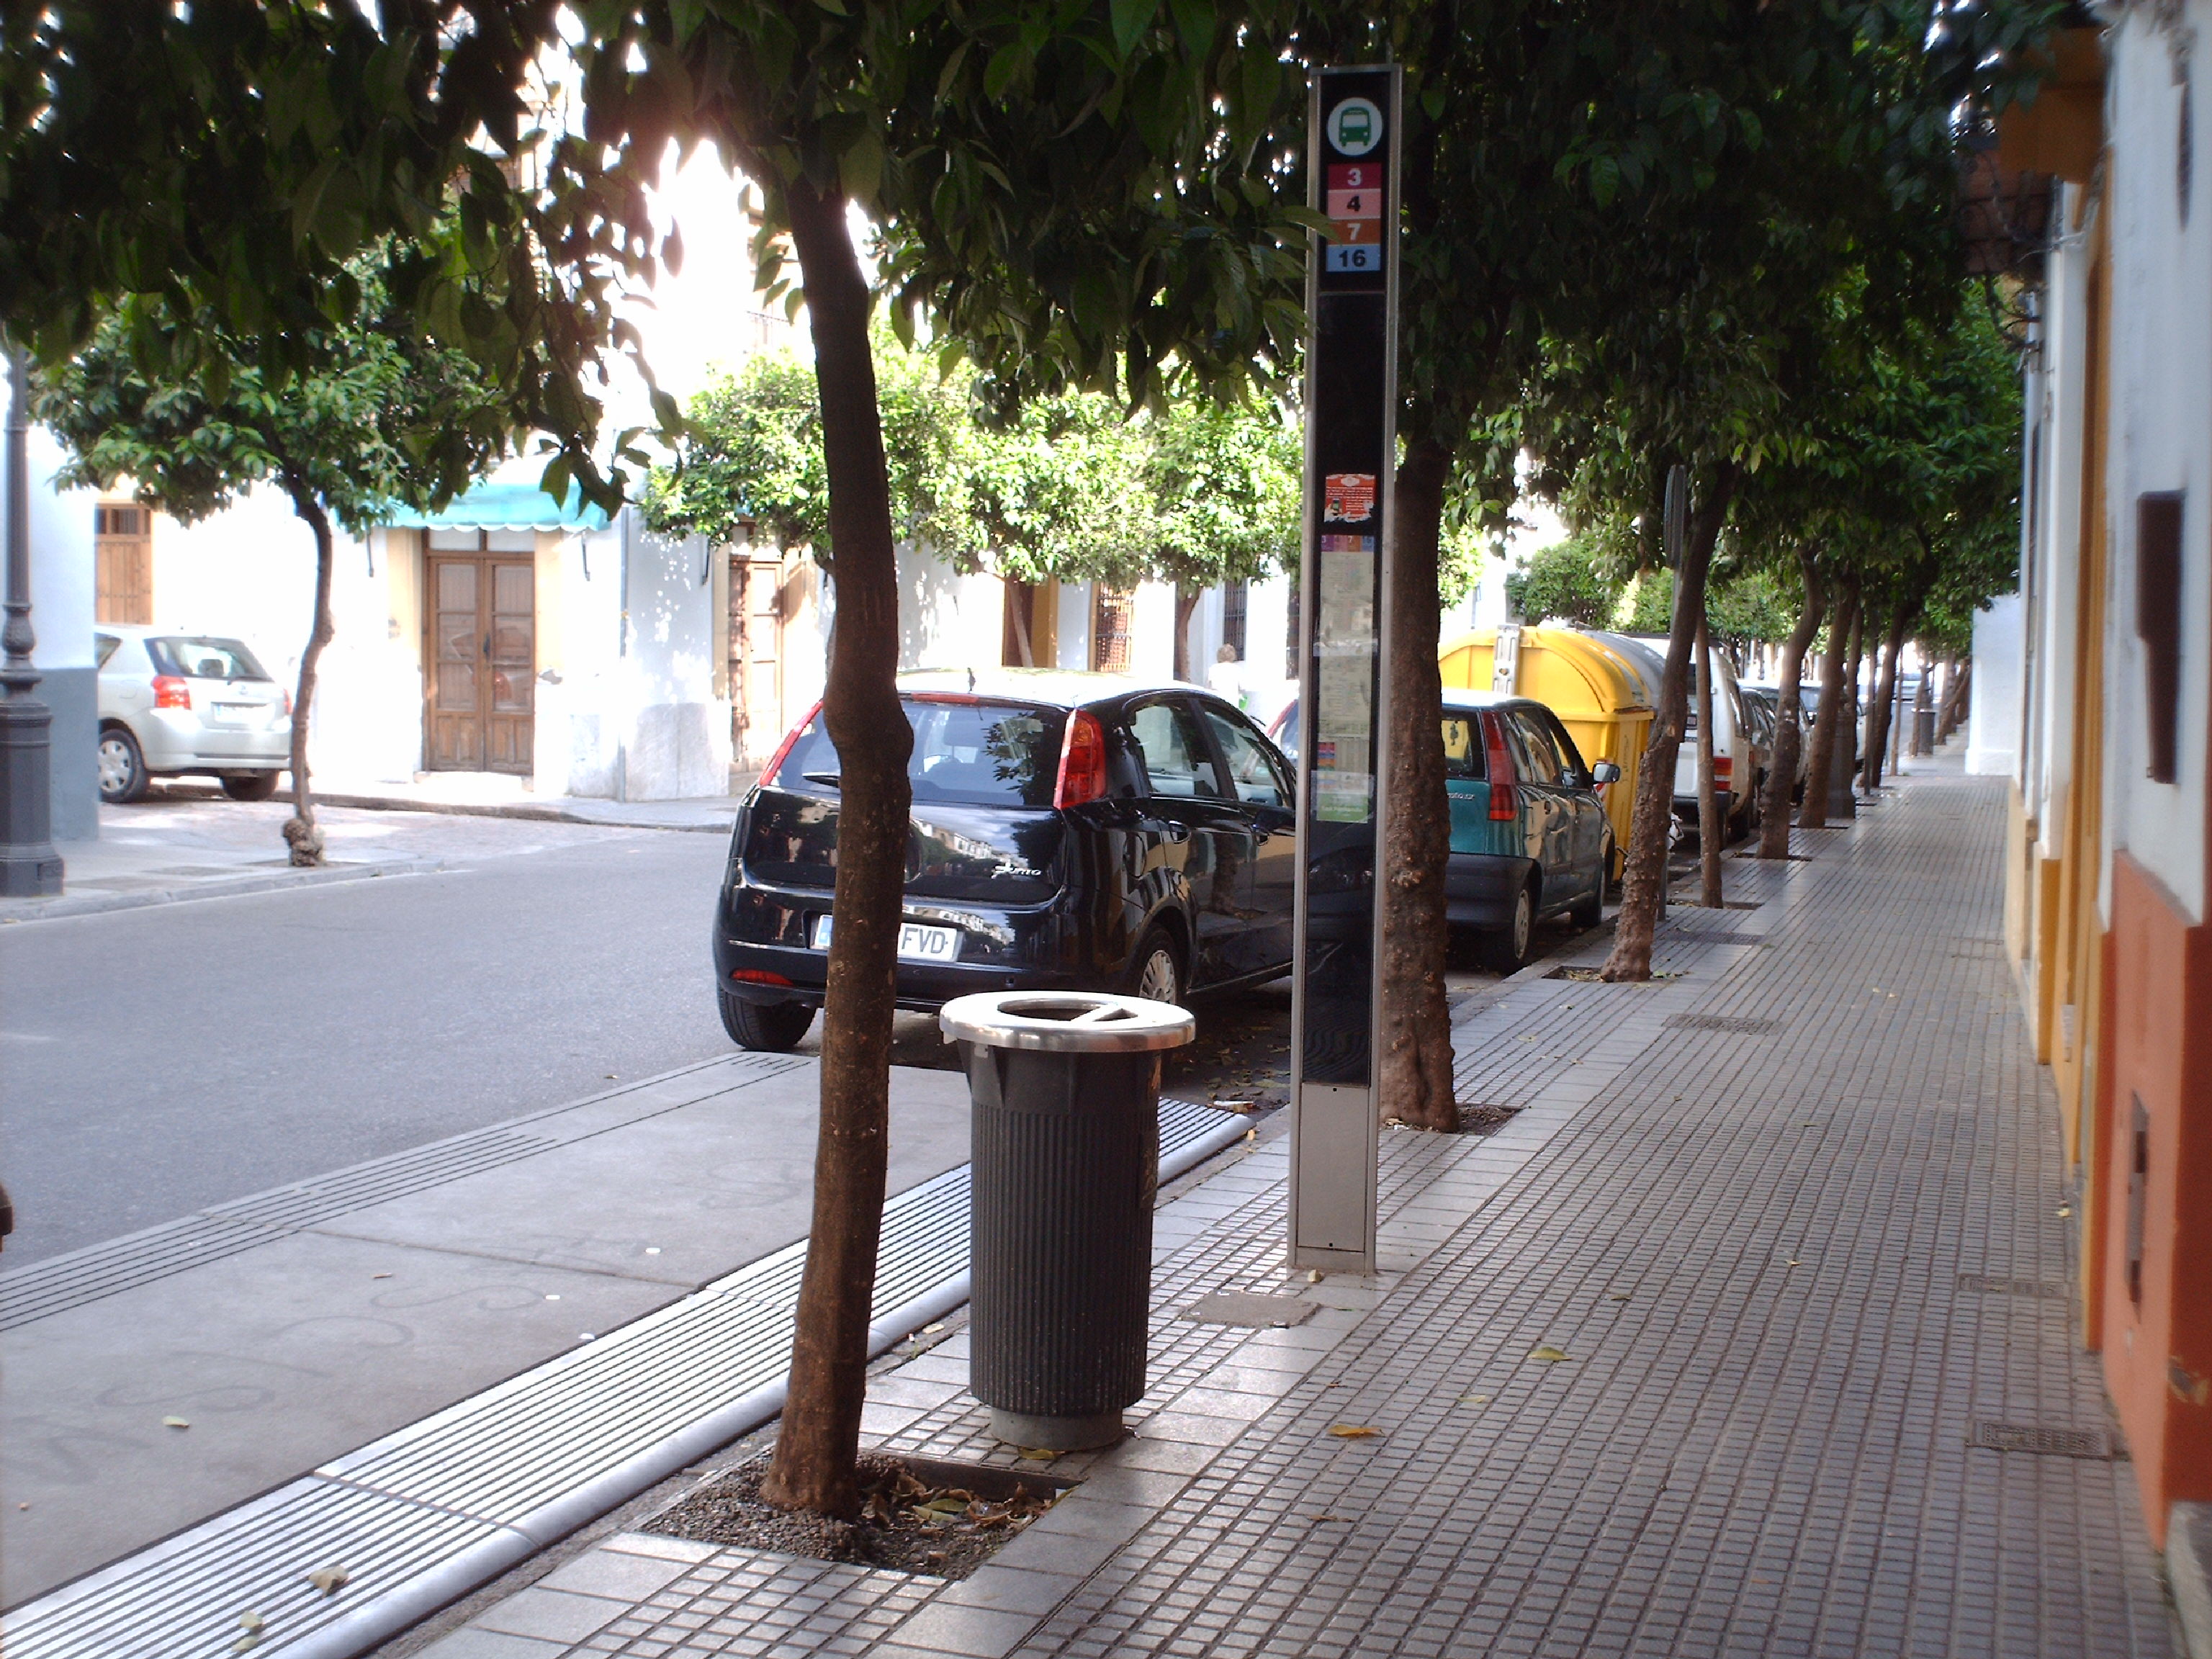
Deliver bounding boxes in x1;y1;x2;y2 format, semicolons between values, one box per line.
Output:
0;857;444;925
314;792;734;834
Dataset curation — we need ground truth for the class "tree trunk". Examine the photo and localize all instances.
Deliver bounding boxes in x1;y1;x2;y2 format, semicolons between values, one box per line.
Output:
1172;584;1202;683
1602;462;1739;981
1695;613;1721;907
760;178;913;1521
1937;656;1972;742
1379;436;1456;1130
1797;584;1856;829
1757;552;1823;858
1843;606;1867;792
1861;608;1907;793
282;487;336;868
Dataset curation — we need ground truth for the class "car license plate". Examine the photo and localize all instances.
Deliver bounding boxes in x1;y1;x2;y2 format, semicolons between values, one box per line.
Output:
811;915;960;962
212;703;259;725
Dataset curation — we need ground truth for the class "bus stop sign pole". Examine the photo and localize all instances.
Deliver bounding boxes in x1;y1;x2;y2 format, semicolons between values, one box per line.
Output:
1288;65;1401;1275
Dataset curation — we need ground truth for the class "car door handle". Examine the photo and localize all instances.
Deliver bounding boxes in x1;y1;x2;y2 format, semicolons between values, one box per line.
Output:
1152;822;1191;843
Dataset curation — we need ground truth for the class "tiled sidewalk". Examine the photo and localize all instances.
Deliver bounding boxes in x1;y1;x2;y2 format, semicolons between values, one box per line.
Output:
413;768;2175;1658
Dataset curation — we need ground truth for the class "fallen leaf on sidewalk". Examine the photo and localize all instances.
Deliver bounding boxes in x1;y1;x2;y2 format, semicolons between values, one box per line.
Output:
238;1612;264;1632
1457;1395;1491;1405
1608;1294;1630;1302
1017;1447;1056;1460
1527;1346;1571;1363
370;1272;392;1280
1306;1269;1323;1283
162;1416;190;1429
1311;1514;1345;1522
2056;1207;2072;1218
307;1566;350;1596
1328;1424;1381;1439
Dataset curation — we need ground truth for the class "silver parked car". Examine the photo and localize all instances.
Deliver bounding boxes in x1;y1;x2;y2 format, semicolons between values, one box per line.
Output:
95;625;292;804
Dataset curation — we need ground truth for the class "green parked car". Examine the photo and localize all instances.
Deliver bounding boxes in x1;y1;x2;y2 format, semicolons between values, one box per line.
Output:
1269;688;1617;972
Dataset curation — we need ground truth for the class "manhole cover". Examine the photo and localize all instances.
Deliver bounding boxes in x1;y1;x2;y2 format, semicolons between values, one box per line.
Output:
1664;1014;1783;1035
1969;1420;2108;1458
1179;1292;1317;1328
1958;1274;2069;1301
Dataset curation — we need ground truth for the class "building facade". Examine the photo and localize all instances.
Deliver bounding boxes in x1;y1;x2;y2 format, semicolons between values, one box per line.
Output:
1993;6;2212;1574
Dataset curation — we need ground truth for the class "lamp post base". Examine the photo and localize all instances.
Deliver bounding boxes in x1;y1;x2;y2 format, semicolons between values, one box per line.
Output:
0;693;63;898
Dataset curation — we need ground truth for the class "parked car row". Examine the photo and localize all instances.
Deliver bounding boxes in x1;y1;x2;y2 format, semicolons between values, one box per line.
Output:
713;667;1628;1049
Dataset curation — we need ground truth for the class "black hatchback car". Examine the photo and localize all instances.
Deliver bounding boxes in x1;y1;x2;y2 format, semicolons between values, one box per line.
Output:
713;669;1299;1049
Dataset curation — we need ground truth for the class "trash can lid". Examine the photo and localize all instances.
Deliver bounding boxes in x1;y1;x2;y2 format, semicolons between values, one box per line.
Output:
940;992;1195;1053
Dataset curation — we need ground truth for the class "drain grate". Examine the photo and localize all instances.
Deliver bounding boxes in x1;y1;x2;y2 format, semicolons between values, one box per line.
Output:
1664;1014;1783;1036
1969;1420;2109;1458
1958;1274;2070;1301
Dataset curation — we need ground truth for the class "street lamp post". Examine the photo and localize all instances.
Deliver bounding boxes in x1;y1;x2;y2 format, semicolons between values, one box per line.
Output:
0;343;63;898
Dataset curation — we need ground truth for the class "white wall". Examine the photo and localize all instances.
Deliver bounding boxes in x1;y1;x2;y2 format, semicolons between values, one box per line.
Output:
1968;593;2024;776
19;417;100;840
2094;6;2211;922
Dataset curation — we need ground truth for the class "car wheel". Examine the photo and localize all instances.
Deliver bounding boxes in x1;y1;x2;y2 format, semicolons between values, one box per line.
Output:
1482;878;1537;973
1126;925;1187;1006
97;727;150;804
220;772;282;802
719;989;815;1052
1570;841;1609;929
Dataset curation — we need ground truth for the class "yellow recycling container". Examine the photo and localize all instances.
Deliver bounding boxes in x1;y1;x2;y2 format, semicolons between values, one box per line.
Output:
1438;626;1653;877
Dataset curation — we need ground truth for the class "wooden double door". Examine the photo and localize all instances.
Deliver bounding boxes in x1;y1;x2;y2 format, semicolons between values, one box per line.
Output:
426;553;534;773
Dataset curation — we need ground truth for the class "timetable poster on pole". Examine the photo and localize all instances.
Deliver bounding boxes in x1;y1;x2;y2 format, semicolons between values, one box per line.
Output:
1288;65;1400;1274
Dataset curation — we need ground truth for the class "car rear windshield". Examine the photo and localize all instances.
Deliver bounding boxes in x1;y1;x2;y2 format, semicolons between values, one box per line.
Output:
772;698;1070;807
1441;715;1489;781
148;637;271;682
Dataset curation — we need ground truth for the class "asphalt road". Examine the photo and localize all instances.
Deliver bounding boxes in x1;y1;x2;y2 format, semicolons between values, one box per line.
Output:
0;795;1620;1268
0;815;739;1264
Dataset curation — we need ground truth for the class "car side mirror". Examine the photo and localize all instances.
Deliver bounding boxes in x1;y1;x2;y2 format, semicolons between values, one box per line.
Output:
1591;760;1622;785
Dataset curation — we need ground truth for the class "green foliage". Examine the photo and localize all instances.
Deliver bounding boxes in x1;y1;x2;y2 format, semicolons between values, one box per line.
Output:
1624;571;1673;636
1706;567;1798;652
1;6;660;508
572;0;1310;413
1140;398;1301;593
648;336;1298;593
1504;537;1624;627
33;272;508;531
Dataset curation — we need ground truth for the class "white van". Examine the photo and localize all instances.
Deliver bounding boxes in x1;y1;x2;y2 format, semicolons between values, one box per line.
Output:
1593;632;1763;837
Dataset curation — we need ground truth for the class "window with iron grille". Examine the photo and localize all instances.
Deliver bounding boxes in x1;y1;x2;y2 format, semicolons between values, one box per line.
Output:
1092;586;1135;673
1222;579;1249;660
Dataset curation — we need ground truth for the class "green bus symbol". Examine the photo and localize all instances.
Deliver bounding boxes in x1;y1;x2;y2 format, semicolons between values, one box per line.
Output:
1336;105;1374;150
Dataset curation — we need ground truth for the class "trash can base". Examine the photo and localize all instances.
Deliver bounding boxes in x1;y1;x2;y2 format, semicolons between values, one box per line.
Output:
987;1407;1126;1452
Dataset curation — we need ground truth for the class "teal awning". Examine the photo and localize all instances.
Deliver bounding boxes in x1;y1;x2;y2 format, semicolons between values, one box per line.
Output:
382;482;613;533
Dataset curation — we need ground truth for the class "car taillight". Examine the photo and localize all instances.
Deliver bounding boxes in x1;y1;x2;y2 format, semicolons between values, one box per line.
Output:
761;700;823;788
280;690;292;717
1484;715;1519;821
729;968;793;986
153;675;192;710
1055;709;1109;808
1713;754;1733;786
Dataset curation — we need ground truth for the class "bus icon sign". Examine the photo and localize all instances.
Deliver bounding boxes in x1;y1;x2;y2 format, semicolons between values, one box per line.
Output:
1331;97;1381;156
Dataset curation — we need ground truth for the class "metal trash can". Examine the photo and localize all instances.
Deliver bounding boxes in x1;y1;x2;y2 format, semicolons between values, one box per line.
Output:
940;991;1195;1451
